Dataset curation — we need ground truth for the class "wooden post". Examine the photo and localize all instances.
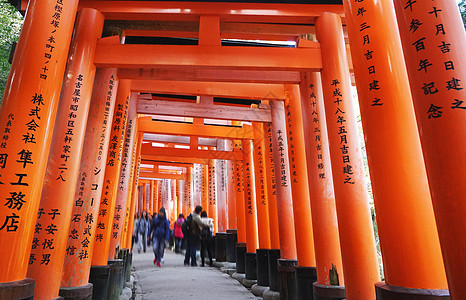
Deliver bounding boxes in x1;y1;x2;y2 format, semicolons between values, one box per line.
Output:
26;9;104;299
393;0;466;297
60;67;118;290
0;0;79;291
91;80;131;266
315;13;380;299
300;72;345;291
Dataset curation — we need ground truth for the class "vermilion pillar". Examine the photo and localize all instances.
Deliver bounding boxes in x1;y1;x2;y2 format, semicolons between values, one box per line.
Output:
192;164;201;208
252;122;271;249
158;180;163;213
125;133;142;250
108;93;138;259
226;140;237;230
393;1;466;298
268;108;297;260
26;9;104;299
187;166;193;213
60;68;118;291
149;181;154;214
0;0;79;292
234;141;247;244
344;0;449;295
91;80;131;266
283;85;316;268
121;134;140;250
201;164;208;214
171;179;177;223
300;72;345;294
315;14;380;300
183;177;188;217
142;182;147;212
243;140;258;253
215;140;227;232
269;101;298;297
263;123;280;251
208;159;218;232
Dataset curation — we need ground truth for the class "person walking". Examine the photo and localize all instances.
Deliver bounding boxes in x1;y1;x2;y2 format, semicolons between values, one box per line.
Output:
174;213;184;253
149;207;170;267
132;213;139;251
200;211;214;267
136;211;149;254
183;205;205;267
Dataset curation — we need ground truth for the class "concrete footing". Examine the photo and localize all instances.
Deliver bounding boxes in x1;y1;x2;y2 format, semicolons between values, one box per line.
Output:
59;283;93;300
0;277;35;300
242;278;257;289
251;284;269;297
232;272;246;284
263;288;281;300
375;282;450;300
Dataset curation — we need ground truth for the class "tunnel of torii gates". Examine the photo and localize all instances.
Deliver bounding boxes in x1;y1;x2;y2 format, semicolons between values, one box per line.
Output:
0;0;465;300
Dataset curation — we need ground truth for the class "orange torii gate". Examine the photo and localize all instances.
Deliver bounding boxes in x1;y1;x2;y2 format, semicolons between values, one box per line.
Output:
1;0;465;299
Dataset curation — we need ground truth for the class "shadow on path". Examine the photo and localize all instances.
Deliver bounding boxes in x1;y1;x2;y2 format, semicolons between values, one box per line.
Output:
132;248;257;300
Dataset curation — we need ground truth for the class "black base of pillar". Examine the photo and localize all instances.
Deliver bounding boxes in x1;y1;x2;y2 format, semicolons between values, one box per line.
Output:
375;282;450;300
235;242;247;274
59;283;93;300
226;229;237;263
215;232;227;262
296;266;317;300
278;259;297;300
268;249;280;292
125;252;132;282
89;265;109;300
256;249;270;287
245;252;257;280
118;249;129;290
0;277;35;300
108;259;124;299
313;282;346;300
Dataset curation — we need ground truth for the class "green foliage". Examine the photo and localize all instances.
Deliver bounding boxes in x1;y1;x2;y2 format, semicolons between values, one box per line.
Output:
460;0;466;28
0;1;23;99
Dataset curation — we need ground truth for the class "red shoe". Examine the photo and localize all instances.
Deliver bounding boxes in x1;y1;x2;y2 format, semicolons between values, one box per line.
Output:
153;258;156;265
157;262;161;268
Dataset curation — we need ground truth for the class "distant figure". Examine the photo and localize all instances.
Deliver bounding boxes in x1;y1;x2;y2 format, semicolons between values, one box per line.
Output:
200;211;214;267
183;205;205;267
149;207;170;267
132;213;139;251
174;213;185;253
136;211;149;253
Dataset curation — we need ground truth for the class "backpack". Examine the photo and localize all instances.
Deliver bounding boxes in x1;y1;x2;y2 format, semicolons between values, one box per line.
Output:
201;226;212;241
181;214;192;237
189;216;201;237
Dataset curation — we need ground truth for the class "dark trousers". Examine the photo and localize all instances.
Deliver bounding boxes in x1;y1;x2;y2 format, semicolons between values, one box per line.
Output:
200;238;213;266
175;237;182;253
184;236;200;266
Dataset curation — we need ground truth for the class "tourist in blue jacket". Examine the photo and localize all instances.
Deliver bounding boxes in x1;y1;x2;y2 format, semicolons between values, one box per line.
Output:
149;207;170;267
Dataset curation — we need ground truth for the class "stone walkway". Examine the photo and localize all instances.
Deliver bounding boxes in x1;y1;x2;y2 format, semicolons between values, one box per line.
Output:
132;249;257;300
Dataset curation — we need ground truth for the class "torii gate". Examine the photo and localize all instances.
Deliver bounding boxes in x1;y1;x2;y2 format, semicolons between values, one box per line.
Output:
0;0;464;300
